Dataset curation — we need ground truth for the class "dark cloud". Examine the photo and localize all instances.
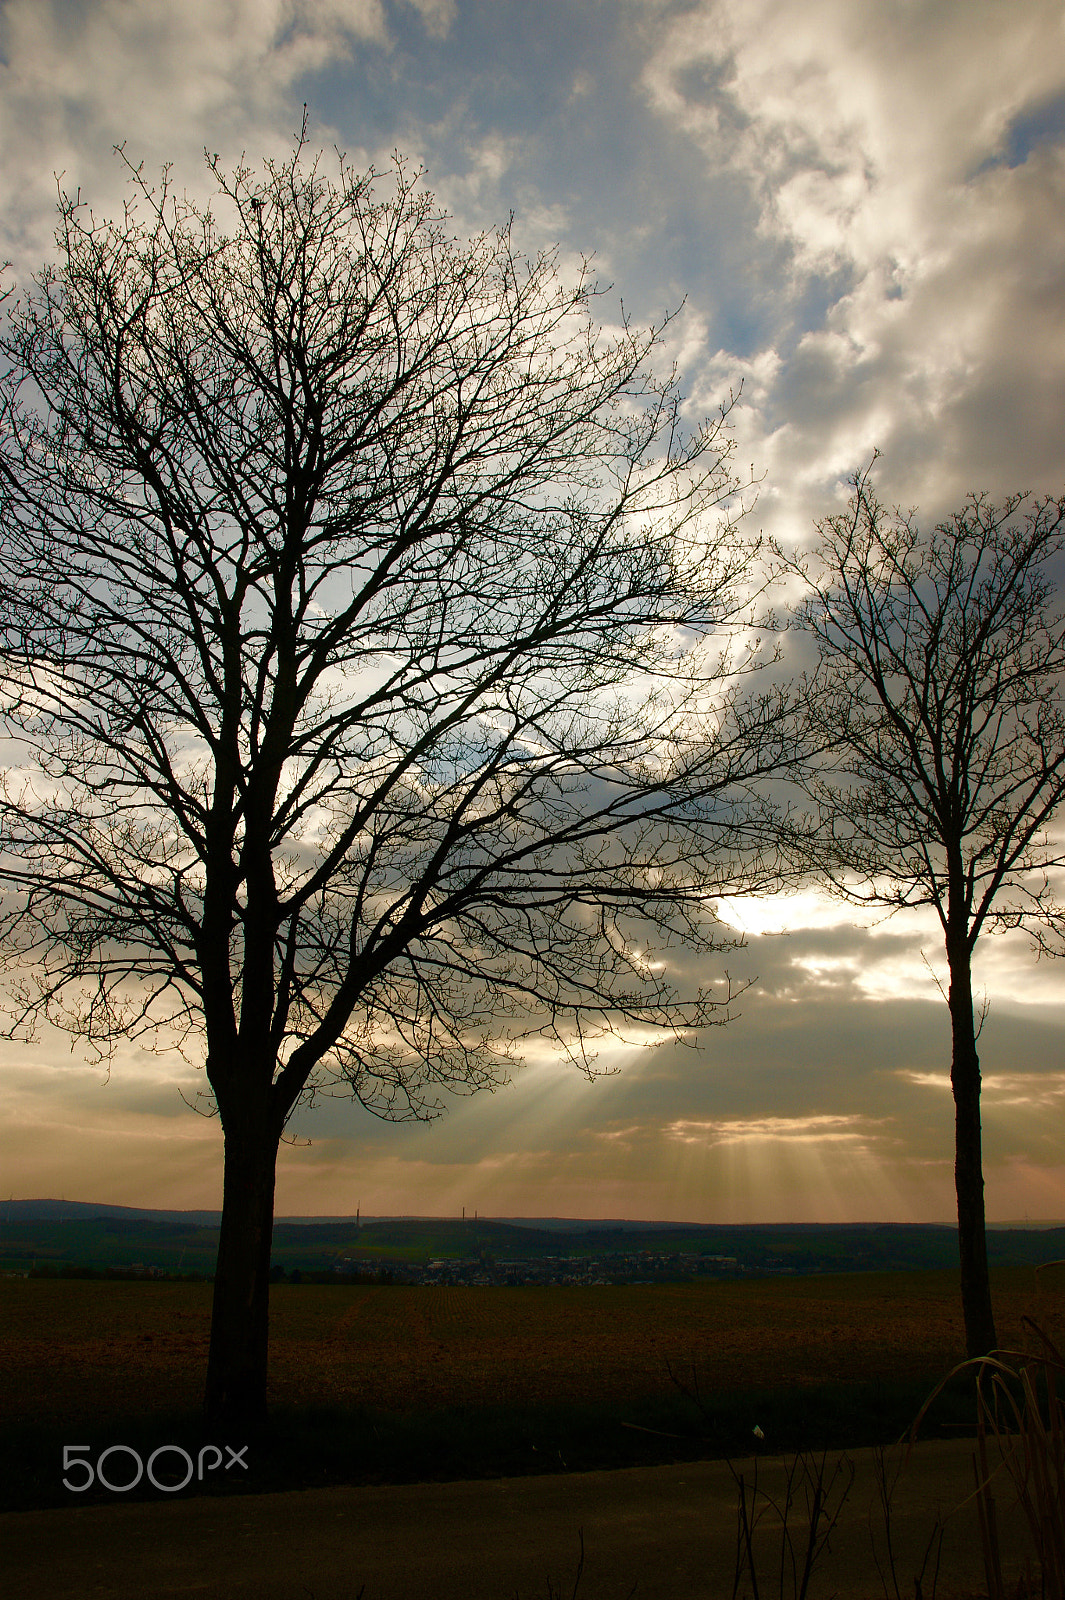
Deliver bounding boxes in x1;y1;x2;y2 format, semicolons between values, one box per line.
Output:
985;88;1065;172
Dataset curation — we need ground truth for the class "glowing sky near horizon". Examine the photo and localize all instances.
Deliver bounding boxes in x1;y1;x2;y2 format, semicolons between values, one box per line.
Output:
0;0;1064;1222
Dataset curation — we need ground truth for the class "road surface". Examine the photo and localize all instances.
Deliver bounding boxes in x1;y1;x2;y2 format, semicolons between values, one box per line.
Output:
1;1437;1034;1599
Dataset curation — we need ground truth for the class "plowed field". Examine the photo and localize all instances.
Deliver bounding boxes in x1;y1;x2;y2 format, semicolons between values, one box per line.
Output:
2;1266;1062;1428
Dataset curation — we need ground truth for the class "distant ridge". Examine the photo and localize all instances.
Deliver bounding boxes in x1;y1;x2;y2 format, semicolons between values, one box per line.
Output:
0;1199;223;1224
4;1199;1064;1228
5;1201;1064;1281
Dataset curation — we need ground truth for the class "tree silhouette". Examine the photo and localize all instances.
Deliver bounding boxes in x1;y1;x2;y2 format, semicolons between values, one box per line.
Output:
0;135;789;1425
792;464;1065;1354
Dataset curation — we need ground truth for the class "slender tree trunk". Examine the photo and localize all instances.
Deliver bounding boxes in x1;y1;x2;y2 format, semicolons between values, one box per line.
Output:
204;1094;282;1433
946;934;997;1357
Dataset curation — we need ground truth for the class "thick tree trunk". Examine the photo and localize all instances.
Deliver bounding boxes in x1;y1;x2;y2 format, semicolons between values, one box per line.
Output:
204;1097;282;1433
946;936;997;1357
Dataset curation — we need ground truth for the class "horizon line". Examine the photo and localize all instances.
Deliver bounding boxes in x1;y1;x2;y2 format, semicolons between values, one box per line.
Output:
6;1198;1065;1229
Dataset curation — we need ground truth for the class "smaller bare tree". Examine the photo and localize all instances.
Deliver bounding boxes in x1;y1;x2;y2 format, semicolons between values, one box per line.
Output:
791;462;1065;1356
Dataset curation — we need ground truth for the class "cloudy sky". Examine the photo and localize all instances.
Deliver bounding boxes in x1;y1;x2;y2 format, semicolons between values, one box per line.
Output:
1;0;1064;1223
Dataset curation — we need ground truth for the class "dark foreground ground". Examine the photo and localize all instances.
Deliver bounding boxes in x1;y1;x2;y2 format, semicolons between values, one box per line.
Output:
0;1438;1035;1600
7;1269;1052;1511
3;1269;1057;1595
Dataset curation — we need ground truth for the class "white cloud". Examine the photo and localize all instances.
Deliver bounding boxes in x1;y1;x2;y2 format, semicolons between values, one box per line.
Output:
0;0;387;273
716;888;859;937
665;1112;878;1146
642;0;1065;527
643;0;1065;275
902;1070;1065;1112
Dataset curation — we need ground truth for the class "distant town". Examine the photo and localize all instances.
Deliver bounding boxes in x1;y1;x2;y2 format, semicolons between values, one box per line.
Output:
299;1249;744;1287
3;1199;1063;1284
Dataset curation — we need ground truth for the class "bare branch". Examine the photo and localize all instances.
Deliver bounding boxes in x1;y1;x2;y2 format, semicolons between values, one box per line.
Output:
0;139;790;1127
786;465;1065;1357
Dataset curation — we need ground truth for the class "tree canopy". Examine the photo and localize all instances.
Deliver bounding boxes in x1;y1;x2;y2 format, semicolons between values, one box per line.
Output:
791;463;1065;1352
0;136;789;1420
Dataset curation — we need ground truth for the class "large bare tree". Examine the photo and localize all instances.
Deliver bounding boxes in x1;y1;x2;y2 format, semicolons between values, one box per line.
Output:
0;138;789;1426
791;464;1065;1355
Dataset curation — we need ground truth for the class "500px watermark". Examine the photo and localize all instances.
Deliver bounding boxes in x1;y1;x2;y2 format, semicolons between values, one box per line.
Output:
62;1443;248;1493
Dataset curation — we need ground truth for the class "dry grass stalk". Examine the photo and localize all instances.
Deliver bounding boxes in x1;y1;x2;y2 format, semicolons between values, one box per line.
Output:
912;1308;1065;1600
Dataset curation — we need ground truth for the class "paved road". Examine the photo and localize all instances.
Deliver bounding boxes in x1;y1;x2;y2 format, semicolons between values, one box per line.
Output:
2;1438;1033;1600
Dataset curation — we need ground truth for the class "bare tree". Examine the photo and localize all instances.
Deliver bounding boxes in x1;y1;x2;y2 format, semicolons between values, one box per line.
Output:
791;462;1065;1355
0;136;789;1426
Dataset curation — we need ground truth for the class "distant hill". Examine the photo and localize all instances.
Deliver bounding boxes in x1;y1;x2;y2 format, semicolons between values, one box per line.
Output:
2;1200;1064;1282
0;1199;223;1224
7;1199;1063;1227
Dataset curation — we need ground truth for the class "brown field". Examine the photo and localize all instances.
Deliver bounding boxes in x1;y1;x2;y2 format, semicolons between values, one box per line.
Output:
3;1265;1063;1428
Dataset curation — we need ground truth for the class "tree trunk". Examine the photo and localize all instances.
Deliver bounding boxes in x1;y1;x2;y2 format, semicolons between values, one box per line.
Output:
946;936;997;1357
204;1097;282;1433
